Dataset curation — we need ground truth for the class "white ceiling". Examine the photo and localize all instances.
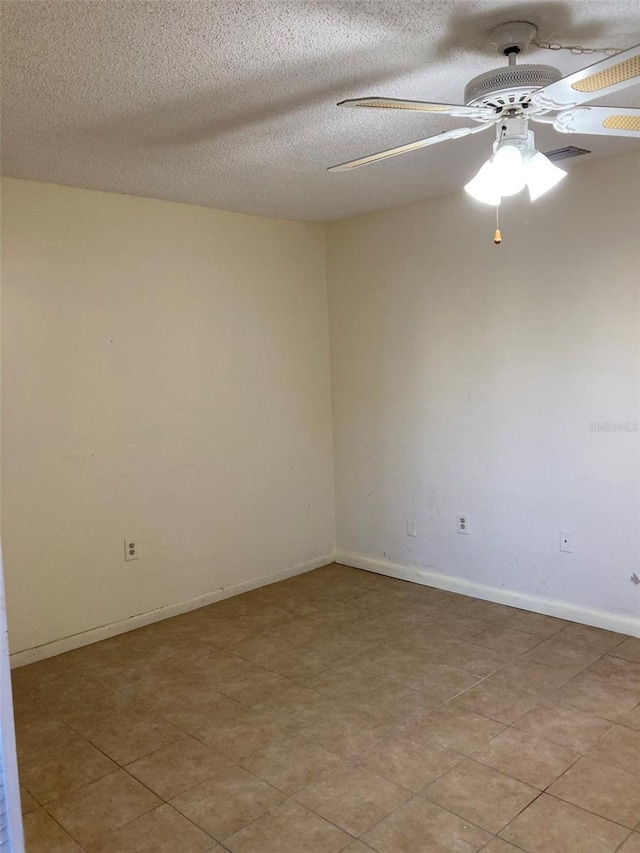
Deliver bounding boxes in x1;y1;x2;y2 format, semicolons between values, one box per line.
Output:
2;0;640;222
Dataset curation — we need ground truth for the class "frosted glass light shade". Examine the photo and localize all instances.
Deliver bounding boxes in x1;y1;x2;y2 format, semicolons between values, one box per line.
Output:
525;152;567;201
464;161;501;205
491;145;526;196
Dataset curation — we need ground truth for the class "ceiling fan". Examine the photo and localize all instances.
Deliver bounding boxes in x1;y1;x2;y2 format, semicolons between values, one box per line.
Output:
329;22;640;210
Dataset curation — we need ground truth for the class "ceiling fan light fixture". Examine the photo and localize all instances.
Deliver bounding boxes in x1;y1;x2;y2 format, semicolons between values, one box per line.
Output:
465;124;568;206
524;151;568;201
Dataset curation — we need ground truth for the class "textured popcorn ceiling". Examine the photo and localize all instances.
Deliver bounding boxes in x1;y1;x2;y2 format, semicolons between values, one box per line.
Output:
2;0;640;221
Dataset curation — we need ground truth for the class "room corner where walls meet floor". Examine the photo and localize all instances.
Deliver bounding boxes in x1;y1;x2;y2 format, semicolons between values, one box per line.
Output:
3;152;640;667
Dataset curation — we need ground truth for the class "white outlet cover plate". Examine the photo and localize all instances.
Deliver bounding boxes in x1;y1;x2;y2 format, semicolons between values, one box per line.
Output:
560;531;572;553
124;538;139;561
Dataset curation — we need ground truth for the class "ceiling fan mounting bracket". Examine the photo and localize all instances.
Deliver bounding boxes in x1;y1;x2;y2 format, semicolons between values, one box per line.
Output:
488;21;538;57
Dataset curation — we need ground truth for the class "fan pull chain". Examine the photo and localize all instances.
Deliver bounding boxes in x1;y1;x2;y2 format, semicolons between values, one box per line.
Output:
494;206;502;245
533;38;621;56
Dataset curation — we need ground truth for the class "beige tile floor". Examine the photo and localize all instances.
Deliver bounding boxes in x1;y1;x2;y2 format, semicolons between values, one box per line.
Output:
12;563;640;853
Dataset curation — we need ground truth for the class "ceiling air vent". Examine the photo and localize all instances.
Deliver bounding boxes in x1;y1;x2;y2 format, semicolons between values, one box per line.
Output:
543;145;591;162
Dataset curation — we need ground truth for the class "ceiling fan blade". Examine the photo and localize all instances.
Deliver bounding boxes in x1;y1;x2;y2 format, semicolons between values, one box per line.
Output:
338;96;493;119
552;105;640;137
328;123;493;171
531;42;640;110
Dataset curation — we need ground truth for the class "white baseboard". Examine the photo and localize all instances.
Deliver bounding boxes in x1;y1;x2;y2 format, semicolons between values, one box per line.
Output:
337;550;640;639
10;552;336;668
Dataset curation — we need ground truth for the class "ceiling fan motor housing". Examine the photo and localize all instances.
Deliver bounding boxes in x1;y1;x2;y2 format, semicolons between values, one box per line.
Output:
464;65;562;111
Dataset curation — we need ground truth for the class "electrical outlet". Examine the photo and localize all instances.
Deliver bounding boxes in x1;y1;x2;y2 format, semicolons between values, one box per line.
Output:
124;539;139;561
407;518;418;537
457;514;469;534
559;531;572;553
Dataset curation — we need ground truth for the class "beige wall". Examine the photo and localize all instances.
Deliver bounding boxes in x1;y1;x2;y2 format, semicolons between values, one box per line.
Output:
4;152;639;658
1;178;335;656
327;152;640;635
